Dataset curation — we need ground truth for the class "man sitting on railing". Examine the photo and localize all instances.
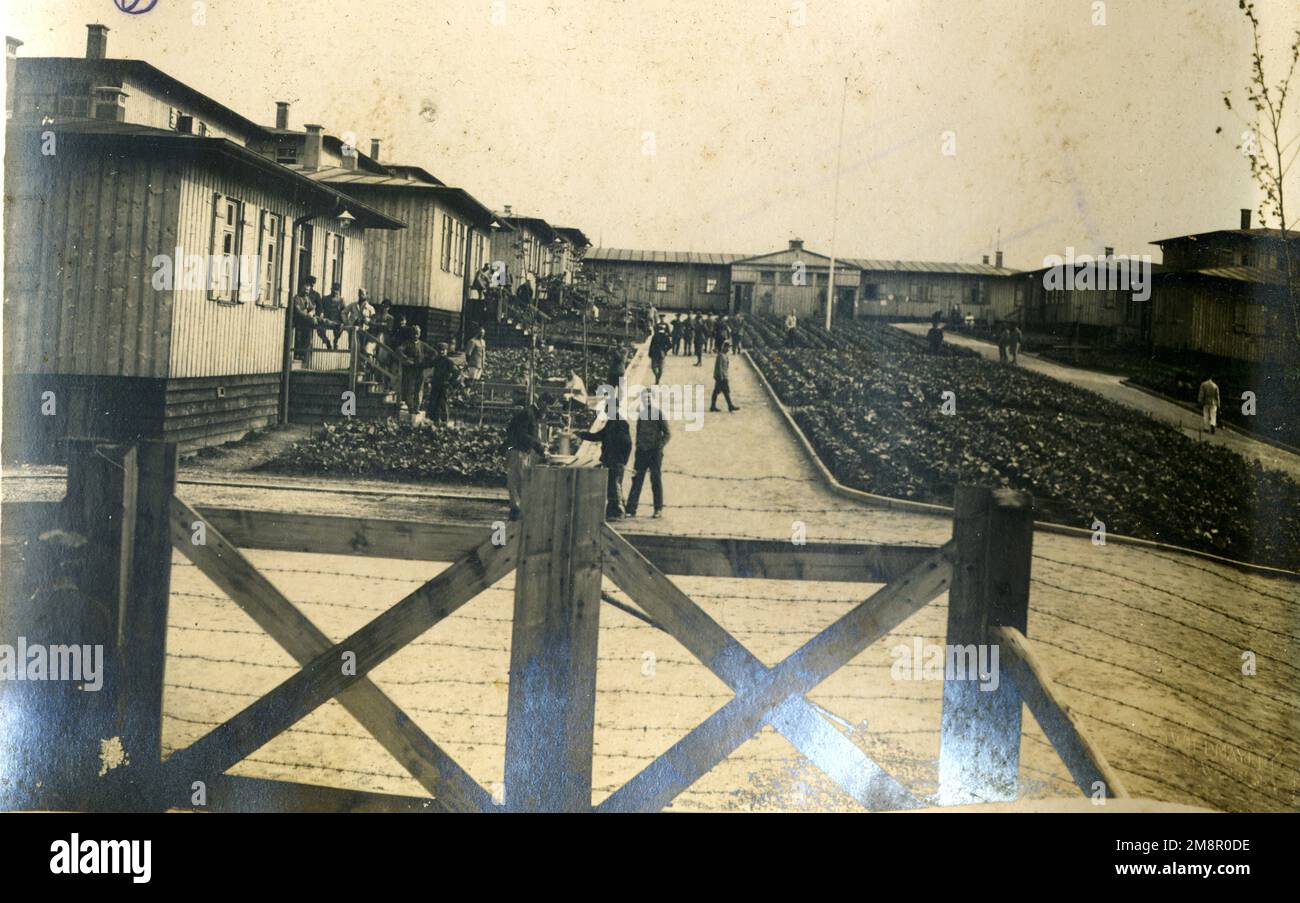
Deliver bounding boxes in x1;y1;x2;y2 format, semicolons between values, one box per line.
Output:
342;289;376;356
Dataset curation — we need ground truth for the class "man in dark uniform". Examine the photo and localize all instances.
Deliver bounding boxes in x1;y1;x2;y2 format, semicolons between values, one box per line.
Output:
671;314;685;355
625;388;670;519
710;340;739;412
577;414;632;519
317;283;344;349
425;342;461;423
292;278;319;361
649;324;672;384
692;314;706;366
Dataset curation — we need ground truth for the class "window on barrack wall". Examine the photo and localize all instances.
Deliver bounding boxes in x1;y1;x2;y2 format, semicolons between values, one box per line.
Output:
704;278;718;293
760;271;775;284
208;194;243;302
655;274;669;292
441;214;453;272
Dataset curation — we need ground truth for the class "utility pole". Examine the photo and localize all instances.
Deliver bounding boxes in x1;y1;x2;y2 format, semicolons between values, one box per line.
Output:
825;75;849;332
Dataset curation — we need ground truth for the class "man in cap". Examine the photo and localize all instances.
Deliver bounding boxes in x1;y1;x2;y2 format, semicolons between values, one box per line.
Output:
425;342;461;423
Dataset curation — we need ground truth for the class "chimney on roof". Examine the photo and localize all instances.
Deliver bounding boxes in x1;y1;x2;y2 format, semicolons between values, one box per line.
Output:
503;204;513;216
982;254;990;264
370;139;380;161
5;36;22;121
1103;246;1113;259
1240;208;1252;230
789;238;804;251
86;23;108;60
275;101;289;130
341;144;358;170
303;123;323;171
995;250;1004;268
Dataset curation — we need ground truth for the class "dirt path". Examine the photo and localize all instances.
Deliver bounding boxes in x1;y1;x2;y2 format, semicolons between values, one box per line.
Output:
894;322;1300;482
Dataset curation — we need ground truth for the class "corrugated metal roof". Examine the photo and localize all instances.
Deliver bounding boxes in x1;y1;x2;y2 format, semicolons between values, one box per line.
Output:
849;259;1020;276
1185;266;1290;286
1153;228;1300;245
585;248;749;265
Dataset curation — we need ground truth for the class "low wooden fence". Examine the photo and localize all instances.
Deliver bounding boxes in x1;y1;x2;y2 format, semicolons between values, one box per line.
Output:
0;440;1127;812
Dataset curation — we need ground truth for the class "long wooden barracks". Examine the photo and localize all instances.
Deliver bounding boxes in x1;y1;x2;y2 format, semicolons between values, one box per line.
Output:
2;24;587;454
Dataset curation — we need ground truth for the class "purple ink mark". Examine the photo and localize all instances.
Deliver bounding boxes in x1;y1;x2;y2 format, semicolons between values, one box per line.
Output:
115;0;159;14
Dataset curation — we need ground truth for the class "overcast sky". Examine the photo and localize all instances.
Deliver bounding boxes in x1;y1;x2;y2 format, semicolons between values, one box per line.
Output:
6;0;1299;268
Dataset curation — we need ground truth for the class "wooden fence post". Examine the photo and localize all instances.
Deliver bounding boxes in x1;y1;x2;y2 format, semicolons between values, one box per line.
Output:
120;441;178;799
938;485;1034;806
41;441;139;809
503;465;605;812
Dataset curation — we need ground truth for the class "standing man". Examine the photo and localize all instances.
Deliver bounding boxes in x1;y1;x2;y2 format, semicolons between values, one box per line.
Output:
671;314;685;355
784;311;798;347
465;326;488;382
927;312;945;355
731;314;745;354
397;325;434;416
503;399;546;521
425;343;461;424
291;278;319;362
710;340;740;412
578;412;633;519
996;325;1010;363
649;324;672;384
342;289;376;356
682;312;695;358
1198;375;1221;435
626;387;670;519
713;314;731;357
693;314;706;366
1009;325;1023;364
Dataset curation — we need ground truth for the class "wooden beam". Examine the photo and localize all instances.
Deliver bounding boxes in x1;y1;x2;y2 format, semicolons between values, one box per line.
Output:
112;505;938;582
504;467;605;812
599;539;957;813
938;487;1034;805
602;527;919;811
170;496;492;812
161;518;518;796
992;625;1129;799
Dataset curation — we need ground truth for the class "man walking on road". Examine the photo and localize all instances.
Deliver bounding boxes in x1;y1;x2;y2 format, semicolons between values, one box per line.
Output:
626;388;670;519
649;324;672;383
1199;375;1221;435
710;340;740;412
997;325;1010;362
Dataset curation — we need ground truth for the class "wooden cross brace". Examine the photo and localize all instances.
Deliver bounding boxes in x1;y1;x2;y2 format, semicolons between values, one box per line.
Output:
163;496;512;812
599;527;958;812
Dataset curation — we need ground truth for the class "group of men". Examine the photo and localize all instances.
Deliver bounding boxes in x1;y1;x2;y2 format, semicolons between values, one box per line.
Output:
655;312;746;366
396;325;489;423
292;276;391;359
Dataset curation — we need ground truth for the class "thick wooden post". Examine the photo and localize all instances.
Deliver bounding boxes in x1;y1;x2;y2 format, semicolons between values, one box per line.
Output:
503;466;605;811
938;486;1033;805
42;441;139;808
120;442;178;788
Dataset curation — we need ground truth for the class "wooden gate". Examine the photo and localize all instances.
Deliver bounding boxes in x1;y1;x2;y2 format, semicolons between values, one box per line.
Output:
1;443;1127;812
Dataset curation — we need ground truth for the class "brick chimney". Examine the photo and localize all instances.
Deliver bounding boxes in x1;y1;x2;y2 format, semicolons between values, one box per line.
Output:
995;250;1004;268
5;36;22;121
789;238;804;251
370;138;381;161
1240;208;1252;230
86;23;109;60
275;101;289;130
302;123;323;170
1103;246;1113;258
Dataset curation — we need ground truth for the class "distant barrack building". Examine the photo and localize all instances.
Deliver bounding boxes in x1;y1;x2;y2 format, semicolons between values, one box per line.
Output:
585;240;1024;323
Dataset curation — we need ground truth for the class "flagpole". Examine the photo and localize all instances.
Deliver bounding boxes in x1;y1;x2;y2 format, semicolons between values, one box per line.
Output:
825;75;848;332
